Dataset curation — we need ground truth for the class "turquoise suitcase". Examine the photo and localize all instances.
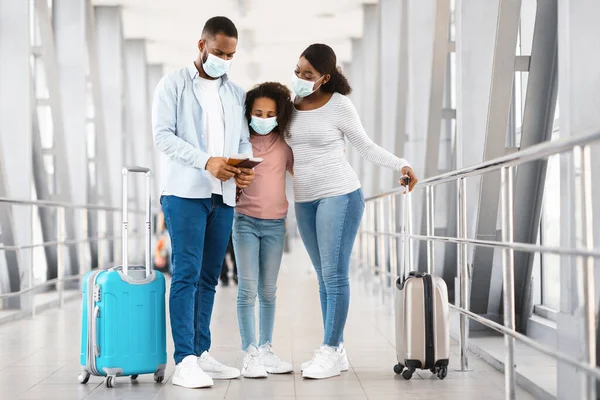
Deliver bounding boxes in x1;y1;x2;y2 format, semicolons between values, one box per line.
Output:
78;167;167;388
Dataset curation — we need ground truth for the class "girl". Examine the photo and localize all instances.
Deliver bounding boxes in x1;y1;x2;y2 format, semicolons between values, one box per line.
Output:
233;82;295;378
287;44;418;380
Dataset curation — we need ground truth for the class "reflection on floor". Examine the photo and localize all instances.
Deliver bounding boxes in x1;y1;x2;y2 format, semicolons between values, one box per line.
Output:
0;239;537;399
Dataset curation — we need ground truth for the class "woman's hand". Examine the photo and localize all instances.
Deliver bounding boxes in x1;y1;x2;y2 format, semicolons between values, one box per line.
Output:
235;168;255;189
399;166;418;192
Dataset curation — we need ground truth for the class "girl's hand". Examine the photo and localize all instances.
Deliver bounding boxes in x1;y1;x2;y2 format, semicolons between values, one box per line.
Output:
235;168;255;189
399;166;418;192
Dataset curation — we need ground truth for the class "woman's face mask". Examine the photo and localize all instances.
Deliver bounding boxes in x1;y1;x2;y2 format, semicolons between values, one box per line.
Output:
250;116;278;135
292;74;324;98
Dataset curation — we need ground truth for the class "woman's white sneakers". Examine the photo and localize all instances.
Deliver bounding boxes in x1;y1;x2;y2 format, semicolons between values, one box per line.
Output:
301;345;349;373
301;346;341;379
259;343;294;374
242;344;294;378
197;351;241;380
172;355;214;388
242;345;268;378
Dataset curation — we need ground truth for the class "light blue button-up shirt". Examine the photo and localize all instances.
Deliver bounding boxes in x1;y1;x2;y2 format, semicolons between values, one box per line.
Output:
152;65;252;207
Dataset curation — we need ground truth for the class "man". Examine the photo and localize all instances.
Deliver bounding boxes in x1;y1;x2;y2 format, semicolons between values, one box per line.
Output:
152;16;254;389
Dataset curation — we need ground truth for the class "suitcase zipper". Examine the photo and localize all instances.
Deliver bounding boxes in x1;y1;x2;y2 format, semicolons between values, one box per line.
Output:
86;270;102;376
423;274;434;369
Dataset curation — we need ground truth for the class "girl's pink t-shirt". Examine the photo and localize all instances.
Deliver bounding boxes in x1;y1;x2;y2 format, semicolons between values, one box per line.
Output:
235;133;294;220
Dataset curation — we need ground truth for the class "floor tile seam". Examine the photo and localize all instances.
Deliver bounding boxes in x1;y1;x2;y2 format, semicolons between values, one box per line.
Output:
284;302;298;398
350;365;371;397
222;375;233;398
10;364;57;392
6;347;48;367
82;381;103;398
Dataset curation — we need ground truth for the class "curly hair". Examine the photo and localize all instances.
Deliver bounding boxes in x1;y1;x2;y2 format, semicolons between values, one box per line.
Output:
301;43;352;96
245;82;293;137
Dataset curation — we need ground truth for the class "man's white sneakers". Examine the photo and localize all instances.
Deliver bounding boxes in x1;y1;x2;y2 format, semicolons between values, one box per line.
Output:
242;345;268;378
302;346;341;379
198;351;241;380
301;345;349;372
259;343;293;374
172;355;214;388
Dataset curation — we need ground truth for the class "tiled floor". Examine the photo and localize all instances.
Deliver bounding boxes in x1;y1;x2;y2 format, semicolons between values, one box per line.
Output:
0;240;537;399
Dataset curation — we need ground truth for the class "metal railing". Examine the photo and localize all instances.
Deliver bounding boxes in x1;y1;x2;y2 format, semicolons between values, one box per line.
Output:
0;197;145;317
356;129;600;400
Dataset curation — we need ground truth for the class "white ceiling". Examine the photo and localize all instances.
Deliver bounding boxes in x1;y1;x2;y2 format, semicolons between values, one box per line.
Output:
93;0;376;89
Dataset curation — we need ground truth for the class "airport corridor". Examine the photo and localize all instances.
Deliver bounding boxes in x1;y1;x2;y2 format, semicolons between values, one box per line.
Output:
0;240;536;400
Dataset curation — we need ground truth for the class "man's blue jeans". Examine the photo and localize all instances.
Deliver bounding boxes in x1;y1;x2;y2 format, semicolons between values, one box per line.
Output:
161;195;233;364
232;213;286;351
295;189;365;347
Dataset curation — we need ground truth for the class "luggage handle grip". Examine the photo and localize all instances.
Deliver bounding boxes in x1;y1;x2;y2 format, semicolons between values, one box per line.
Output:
122;166;152;278
400;178;413;284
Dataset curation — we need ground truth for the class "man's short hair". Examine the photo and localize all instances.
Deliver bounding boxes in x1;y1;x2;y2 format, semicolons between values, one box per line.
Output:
202;16;238;39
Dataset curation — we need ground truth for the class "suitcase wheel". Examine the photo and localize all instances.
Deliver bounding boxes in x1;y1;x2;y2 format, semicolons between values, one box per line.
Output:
437;366;447;380
393;363;404;375
105;375;115;388
78;371;90;384
154;373;165;383
130;375;139;381
401;369;414;380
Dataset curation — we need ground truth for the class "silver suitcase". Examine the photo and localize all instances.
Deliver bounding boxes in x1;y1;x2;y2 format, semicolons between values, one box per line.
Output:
393;185;450;380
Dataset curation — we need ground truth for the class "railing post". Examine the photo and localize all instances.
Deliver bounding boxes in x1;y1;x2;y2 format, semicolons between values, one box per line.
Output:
30;205;36;318
355;219;361;265
500;166;516;400
426;185;435;274
457;177;470;372
377;199;387;298
369;202;377;276
97;209;105;269
373;201;379;277
56;207;65;308
359;212;365;267
79;208;89;275
364;204;369;270
575;145;596;400
363;204;369;270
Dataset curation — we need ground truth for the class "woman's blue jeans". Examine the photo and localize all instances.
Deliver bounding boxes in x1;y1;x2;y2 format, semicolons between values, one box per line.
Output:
233;213;287;351
295;189;365;347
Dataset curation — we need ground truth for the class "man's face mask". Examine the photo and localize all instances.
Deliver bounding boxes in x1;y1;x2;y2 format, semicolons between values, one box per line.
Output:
201;46;232;78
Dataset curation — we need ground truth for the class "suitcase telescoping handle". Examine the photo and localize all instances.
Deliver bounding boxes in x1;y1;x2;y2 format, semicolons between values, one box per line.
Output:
400;176;414;282
121;166;152;278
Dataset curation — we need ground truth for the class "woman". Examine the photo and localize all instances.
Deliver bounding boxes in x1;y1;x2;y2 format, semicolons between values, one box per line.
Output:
287;44;418;380
233;82;295;378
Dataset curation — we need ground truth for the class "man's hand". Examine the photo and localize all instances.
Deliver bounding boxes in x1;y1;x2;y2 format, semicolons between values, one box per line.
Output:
235;168;255;189
399;166;418;192
206;157;240;182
